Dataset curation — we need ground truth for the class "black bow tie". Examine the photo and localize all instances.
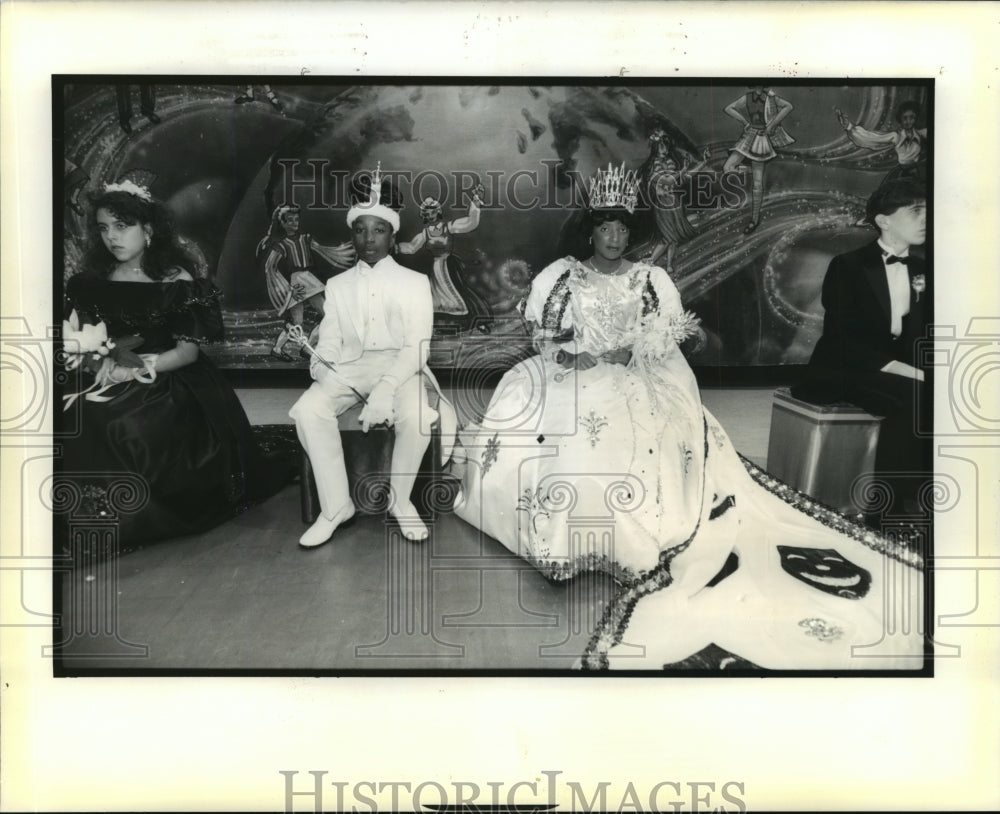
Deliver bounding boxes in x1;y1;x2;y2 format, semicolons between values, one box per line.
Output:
884;254;913;267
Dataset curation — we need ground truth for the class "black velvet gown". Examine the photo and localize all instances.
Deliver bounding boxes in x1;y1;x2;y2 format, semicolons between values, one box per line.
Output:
58;275;294;554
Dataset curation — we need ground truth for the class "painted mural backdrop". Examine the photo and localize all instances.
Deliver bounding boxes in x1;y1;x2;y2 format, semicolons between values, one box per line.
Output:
58;80;930;369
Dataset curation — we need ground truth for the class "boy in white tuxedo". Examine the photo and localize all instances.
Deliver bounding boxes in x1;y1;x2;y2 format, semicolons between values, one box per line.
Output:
290;166;442;547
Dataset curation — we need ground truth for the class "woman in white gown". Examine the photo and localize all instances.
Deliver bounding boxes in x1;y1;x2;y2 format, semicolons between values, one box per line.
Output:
454;164;926;672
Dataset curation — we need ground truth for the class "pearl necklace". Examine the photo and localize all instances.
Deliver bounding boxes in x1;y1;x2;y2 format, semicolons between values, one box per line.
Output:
587;258;627;276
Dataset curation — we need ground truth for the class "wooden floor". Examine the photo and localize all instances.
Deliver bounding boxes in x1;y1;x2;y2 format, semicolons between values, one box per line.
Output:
56;487;618;672
54;387;777;674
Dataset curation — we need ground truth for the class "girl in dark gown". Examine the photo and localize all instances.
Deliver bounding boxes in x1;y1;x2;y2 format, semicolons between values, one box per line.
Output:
58;181;294;555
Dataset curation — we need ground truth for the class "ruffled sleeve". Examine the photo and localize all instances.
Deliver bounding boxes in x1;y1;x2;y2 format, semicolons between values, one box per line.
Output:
628;264;702;407
631;264;702;360
522;257;575;332
167;279;224;344
645;264;684;318
64;275;96;324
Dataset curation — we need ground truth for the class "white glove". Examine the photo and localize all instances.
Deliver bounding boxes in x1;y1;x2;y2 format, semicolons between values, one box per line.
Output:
104;361;138;384
310;353;326;383
138;353;159;381
102;355;158;385
358;380;394;432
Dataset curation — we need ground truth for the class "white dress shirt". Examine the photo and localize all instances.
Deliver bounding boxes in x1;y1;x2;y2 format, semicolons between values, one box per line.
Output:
312;254;434;389
878;239;912;338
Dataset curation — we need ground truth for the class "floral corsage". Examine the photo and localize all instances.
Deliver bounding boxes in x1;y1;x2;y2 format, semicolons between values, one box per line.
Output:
61;309;156;409
911;274;926;302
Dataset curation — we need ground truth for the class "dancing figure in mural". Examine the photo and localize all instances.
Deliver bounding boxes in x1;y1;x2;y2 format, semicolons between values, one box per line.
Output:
258;204;355;361
637;129;712;275
396;184;493;334
234;84;285;114
835;100;928;185
722;86;795;235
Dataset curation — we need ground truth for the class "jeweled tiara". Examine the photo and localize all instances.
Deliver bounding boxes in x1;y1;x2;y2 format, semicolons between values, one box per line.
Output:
587;162;640;213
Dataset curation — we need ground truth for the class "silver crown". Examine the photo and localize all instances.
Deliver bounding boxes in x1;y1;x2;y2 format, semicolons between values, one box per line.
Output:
587;162;640;213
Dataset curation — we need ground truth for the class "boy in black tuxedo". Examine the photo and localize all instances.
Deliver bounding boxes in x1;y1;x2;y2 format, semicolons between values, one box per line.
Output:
797;179;931;521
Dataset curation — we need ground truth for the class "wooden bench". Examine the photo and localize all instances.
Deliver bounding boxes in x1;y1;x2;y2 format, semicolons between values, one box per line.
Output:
766;386;883;515
298;402;447;525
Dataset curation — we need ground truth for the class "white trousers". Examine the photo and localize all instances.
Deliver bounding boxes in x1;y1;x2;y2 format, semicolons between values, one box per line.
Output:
289;351;435;519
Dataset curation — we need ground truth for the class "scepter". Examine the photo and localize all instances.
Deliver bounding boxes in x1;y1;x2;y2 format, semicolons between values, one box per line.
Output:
285;324;368;405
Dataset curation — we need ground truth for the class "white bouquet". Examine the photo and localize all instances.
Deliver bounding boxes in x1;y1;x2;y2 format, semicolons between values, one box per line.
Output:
629;308;702;366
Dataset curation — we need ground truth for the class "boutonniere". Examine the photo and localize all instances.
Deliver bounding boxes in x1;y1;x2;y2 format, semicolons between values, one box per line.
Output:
911;274;926;302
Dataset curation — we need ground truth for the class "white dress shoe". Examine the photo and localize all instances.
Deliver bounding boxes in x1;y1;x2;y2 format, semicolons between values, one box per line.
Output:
299;504;355;548
390;501;429;542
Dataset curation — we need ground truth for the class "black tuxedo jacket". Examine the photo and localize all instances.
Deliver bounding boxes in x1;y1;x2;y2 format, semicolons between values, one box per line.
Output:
808;240;930;380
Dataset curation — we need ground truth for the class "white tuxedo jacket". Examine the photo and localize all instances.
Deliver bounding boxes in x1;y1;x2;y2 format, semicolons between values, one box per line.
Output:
311;255;433;390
